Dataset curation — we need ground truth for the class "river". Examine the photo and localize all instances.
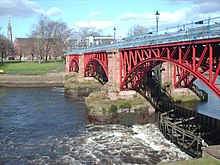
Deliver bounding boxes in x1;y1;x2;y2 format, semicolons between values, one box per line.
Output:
177;80;220;120
0;87;191;165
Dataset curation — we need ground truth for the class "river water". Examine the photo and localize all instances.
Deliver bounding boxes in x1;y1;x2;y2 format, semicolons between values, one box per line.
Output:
0;87;191;165
177;80;220;120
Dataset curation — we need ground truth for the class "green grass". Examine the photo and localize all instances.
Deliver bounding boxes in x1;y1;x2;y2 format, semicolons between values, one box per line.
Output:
162;156;220;165
0;61;65;74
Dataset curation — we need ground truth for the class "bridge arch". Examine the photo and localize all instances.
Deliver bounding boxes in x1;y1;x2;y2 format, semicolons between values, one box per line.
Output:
68;54;79;72
69;58;79;72
120;39;220;98
84;51;108;84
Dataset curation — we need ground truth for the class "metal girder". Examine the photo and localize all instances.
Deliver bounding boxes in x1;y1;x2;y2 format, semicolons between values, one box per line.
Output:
84;51;108;78
120;38;220;98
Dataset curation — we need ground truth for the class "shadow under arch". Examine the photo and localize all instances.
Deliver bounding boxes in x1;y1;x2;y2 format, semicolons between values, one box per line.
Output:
84;58;108;84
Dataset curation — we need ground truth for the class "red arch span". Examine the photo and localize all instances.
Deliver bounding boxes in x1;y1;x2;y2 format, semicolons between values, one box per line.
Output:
120;39;220;99
69;59;79;72
84;58;108;79
121;58;220;98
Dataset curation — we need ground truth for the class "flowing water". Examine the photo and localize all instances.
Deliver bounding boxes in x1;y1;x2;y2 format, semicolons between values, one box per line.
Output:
177;80;220;120
0;87;195;165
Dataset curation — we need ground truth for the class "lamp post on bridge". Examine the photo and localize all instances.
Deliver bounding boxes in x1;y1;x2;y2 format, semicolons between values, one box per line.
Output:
113;27;116;43
155;10;160;44
154;10;161;99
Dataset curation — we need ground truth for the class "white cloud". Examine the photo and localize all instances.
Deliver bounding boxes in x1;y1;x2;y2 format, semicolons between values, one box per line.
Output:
76;20;112;29
117;0;220;31
168;0;220;14
118;12;151;21
89;11;102;17
0;0;40;17
0;0;63;18
46;7;63;17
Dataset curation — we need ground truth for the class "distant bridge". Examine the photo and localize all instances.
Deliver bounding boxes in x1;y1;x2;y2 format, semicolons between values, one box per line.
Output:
67;17;220;99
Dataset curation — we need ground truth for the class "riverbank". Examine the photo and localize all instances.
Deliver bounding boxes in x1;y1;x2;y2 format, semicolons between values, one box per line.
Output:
0;73;65;87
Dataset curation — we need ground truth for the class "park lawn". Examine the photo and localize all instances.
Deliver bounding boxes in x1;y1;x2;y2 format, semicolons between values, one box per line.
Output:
0;61;65;74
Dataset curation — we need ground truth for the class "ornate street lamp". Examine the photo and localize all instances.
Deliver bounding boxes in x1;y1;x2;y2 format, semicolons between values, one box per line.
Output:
113;27;116;43
155;10;160;44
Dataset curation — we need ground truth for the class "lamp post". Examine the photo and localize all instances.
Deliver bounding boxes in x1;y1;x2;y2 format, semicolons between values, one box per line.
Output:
155;10;161;98
113;27;116;43
155;10;160;44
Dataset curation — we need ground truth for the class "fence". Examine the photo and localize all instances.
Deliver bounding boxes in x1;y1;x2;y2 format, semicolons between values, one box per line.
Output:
70;17;220;54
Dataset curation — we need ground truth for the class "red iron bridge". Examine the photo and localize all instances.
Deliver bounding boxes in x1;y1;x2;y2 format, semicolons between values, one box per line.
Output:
66;17;220;99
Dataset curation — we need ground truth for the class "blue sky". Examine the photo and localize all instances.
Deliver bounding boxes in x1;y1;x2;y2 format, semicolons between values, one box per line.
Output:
0;0;220;42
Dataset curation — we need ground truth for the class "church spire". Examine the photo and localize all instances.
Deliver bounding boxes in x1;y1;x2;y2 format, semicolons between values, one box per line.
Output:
7;19;12;43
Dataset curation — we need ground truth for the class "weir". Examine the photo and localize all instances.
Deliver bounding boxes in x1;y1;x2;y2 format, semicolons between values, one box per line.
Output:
157;101;220;157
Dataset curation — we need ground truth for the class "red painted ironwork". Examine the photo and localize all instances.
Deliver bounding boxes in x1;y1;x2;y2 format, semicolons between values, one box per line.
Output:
68;54;79;72
120;38;220;98
84;51;108;77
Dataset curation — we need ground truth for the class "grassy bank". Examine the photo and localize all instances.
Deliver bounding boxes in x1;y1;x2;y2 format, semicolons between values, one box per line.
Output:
0;61;65;74
162;156;220;165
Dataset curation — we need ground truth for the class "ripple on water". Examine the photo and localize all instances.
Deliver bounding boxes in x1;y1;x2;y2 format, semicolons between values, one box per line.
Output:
0;87;192;165
31;124;191;165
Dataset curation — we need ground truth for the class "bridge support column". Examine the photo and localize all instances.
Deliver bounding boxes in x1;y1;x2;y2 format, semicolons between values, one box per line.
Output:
161;62;201;102
66;55;70;72
161;62;173;88
78;54;84;78
106;50;121;91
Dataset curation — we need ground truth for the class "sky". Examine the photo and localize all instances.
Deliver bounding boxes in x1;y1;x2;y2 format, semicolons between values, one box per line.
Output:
0;0;220;42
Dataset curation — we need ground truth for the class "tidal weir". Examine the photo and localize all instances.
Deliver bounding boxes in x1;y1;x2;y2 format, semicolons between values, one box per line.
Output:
158;102;220;157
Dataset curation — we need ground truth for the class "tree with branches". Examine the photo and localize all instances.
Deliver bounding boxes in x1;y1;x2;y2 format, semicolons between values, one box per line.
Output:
28;15;73;63
126;24;148;38
0;29;13;64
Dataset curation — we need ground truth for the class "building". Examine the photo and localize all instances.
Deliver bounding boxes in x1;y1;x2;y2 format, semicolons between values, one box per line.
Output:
68;35;115;50
86;36;114;46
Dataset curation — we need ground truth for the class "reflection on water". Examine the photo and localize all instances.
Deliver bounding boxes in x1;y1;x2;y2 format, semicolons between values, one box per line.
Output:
0;87;191;164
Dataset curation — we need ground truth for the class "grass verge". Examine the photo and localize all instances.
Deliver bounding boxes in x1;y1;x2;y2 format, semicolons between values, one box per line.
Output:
0;61;65;74
162;156;220;165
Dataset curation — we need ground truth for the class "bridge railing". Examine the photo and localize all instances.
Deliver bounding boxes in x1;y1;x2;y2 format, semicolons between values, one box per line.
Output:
69;17;220;54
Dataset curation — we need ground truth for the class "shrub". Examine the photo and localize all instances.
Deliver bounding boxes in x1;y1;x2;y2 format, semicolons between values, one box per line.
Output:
119;101;132;109
109;104;117;113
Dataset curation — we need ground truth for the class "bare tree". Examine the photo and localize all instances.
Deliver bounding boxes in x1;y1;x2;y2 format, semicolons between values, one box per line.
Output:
26;39;37;61
28;15;52;63
76;27;102;38
49;20;73;61
126;24;148;38
28;15;73;62
74;27;103;47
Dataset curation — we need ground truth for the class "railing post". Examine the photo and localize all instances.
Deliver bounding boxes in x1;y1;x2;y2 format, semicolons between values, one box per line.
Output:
166;27;168;43
208;17;211;38
191;21;194;39
177;24;180;41
148;33;150;45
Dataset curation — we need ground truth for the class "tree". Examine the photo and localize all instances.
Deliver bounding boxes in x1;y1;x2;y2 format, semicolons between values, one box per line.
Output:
73;27;103;47
0;30;13;64
49;20;73;61
126;24;148;38
28;15;73;62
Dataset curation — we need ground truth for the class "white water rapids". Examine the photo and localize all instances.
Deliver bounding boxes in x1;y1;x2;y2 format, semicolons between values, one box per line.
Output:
32;123;191;165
